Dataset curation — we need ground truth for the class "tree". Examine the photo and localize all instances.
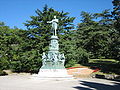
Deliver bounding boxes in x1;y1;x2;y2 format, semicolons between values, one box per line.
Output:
111;0;120;61
112;0;120;33
0;22;12;69
76;11;113;59
24;5;76;68
24;5;75;53
0;22;24;70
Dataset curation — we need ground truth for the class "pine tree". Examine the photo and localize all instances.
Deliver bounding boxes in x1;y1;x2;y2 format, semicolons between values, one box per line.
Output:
112;0;120;33
76;11;113;59
111;0;120;61
23;5;76;69
24;5;75;53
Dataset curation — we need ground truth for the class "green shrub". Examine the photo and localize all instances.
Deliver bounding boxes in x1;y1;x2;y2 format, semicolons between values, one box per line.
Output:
0;57;10;70
0;70;8;76
10;61;22;73
64;47;89;67
10;50;42;73
65;59;77;68
76;47;89;64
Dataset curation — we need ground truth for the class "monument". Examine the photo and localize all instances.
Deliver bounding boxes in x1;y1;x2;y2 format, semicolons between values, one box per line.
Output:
37;16;71;78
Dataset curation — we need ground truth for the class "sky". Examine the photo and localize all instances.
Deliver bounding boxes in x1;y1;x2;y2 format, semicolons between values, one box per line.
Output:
0;0;113;29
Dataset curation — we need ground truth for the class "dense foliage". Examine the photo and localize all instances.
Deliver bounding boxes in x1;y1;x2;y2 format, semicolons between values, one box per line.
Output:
0;1;120;73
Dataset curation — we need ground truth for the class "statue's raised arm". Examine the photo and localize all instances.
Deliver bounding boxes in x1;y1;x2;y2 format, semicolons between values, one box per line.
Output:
47;16;58;36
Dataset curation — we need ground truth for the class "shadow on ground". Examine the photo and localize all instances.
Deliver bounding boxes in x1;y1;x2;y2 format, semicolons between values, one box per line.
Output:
83;62;120;74
73;80;120;90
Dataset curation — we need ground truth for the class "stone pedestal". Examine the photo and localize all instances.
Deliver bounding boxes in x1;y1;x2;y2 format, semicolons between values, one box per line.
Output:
38;69;71;78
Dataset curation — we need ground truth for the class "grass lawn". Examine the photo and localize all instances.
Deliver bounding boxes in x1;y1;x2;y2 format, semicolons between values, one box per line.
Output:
89;59;119;63
85;59;120;75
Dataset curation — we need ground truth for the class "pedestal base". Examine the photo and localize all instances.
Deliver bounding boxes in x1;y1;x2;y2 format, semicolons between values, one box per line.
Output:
39;69;72;77
32;69;73;79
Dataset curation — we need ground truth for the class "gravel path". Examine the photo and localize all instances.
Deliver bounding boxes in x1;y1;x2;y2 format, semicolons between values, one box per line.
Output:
0;75;120;90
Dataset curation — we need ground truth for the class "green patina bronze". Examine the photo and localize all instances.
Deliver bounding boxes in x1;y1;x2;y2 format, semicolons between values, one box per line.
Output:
41;16;65;69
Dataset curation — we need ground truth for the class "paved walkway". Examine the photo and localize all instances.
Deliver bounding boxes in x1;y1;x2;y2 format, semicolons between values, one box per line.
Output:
0;75;120;90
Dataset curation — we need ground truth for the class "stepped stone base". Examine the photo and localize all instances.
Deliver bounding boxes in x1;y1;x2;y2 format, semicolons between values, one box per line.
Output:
32;69;73;79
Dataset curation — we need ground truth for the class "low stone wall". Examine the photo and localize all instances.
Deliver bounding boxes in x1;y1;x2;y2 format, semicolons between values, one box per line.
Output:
91;74;120;80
